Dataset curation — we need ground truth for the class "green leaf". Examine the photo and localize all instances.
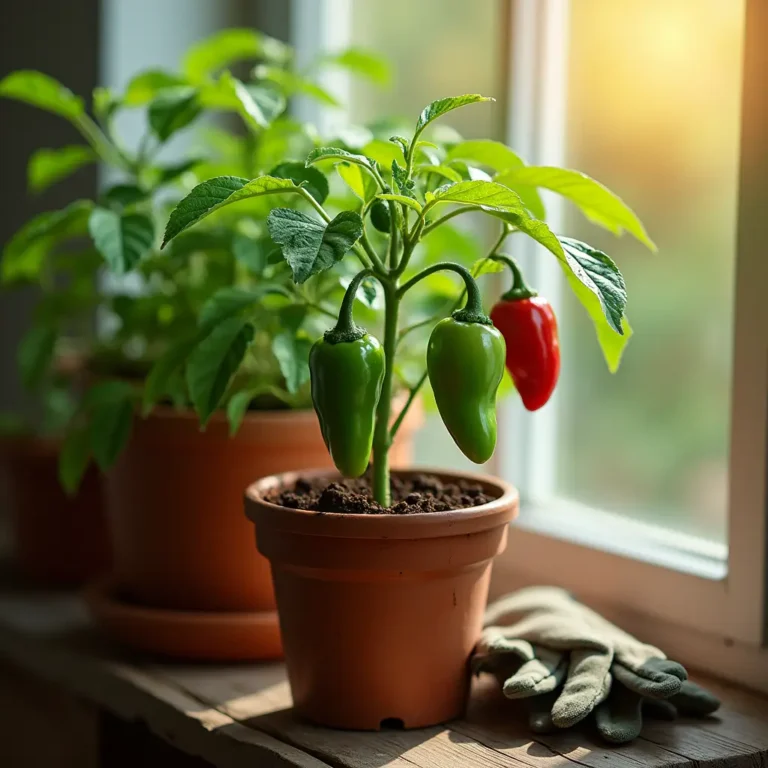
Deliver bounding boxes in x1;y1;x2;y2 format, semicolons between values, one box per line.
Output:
495;166;655;250
93;86;119;122
322;47;392;87
184;28;290;83
232;232;267;274
187;317;254;425
199;286;275;328
414;164;462;184
306;146;378;173
0;70;84;120
272;331;312;394
336;162;377;202
85;381;136;472
143;336;200;414
446;140;523;172
362;139;403;168
200;72;284;130
376;193;422;213
58;425;91;495
391;160;416;199
255;66;338;106
558;237;627;335
414;94;493;139
471;257;505;277
267;209;363;284
88;208;155;274
426;180;526;215
2;200;92;283
18;325;57;390
162;175;298;246
153;158;202;186
226;386;297;436
124;69;186;105
269;161;328;204
102;183;147;209
148;86;201;142
27;146;95;193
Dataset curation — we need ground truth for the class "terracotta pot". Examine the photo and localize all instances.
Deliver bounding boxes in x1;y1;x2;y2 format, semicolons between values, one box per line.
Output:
105;403;421;614
0;436;110;585
245;468;518;730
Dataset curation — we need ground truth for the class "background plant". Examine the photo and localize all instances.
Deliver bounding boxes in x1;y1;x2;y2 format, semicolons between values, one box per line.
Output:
163;93;654;505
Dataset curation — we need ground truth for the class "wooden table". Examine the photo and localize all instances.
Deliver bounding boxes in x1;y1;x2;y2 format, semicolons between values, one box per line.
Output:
0;582;766;768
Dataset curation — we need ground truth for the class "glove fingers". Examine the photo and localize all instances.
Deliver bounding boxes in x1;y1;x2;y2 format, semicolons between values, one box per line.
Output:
472;635;535;676
595;684;644;744
613;658;686;699
551;649;613;728
643;697;678;720
669;680;721;716
502;647;567;699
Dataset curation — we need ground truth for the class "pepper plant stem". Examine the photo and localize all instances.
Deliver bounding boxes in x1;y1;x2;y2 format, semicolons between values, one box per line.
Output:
372;279;399;506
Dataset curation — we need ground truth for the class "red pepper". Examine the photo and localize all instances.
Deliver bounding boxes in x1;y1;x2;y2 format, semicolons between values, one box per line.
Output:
489;257;560;411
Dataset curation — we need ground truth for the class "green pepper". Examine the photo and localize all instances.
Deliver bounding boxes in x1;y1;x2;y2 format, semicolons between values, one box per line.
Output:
427;313;506;464
309;331;385;478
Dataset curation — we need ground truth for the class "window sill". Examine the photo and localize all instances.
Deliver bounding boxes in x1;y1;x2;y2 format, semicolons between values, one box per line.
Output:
0;579;767;767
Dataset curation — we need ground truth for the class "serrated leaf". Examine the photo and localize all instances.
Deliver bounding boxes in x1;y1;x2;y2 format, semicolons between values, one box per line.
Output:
376;193;422;213
102;183;147;209
184;28;290;83
426;180;526;215
18;325;57;390
0;70;84;120
162;175;298;246
255;66;338;106
58;425;91;495
390;136;409;156
2;200;92;283
414;164;462;184
187;317;254;425
27;146;95;193
336;162;377;202
148;86;201;142
88;208;154;274
414;94;493;138
269;161;328;204
446;140;523;172
495;166;655;250
124;69;186;105
267;209;363;284
85;381;136;471
272;331;312;394
322;47;392;87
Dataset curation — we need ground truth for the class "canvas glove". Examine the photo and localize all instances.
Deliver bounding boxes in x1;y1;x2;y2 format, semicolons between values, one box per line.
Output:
473;587;718;739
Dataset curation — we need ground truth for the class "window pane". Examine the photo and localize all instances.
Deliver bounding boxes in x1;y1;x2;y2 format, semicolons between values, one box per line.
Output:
347;0;504;472
556;0;744;542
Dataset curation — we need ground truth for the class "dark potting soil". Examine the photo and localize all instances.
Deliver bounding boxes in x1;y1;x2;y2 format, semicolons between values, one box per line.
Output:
266;473;495;514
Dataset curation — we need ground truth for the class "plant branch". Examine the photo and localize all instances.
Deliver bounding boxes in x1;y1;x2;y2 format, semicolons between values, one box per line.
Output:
74;114;131;172
420;205;482;237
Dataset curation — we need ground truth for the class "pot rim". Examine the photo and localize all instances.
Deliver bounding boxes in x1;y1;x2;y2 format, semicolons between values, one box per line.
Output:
244;466;519;540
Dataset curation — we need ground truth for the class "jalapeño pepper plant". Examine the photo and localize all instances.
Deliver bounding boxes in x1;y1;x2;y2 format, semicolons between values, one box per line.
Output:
163;94;654;506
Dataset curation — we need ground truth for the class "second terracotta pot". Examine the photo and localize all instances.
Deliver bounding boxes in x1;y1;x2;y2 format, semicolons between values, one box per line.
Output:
245;468;518;730
105;404;420;613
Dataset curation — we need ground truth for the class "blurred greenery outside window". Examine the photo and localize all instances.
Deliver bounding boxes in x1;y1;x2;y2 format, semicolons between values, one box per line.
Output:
342;0;743;544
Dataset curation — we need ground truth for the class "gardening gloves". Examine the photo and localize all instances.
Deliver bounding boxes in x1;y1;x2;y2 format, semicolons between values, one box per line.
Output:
473;587;720;743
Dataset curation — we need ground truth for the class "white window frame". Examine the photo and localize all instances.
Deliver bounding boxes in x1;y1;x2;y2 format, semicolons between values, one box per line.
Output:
293;0;768;690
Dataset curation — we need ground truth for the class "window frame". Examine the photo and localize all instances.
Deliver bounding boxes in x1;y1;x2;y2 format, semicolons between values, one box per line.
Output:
493;0;768;690
291;0;768;689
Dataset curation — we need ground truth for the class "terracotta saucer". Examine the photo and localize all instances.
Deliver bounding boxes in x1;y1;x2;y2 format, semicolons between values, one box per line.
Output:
84;577;282;661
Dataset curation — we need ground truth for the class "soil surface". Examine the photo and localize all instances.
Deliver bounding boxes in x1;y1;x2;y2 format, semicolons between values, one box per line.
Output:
267;473;495;514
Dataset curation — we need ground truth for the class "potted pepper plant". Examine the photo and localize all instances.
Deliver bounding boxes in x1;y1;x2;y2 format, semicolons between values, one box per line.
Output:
163;92;653;726
0;30;422;659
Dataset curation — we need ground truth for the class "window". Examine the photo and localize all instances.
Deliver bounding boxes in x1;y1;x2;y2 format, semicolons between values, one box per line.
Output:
295;0;768;690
